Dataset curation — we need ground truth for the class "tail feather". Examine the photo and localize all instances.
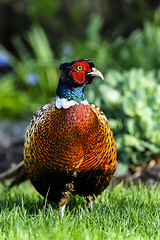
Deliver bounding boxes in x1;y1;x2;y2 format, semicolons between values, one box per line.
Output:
0;161;28;187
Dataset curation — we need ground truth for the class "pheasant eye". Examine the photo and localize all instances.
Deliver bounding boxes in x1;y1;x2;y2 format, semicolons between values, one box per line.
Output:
77;65;83;71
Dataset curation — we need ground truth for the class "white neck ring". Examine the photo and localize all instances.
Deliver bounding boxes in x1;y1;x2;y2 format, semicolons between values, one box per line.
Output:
55;96;88;109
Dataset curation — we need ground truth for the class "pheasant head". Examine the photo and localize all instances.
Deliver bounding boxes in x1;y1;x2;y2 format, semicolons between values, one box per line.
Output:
56;59;104;108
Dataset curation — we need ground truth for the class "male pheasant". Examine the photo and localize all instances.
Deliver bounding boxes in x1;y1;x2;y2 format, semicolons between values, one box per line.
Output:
0;59;117;216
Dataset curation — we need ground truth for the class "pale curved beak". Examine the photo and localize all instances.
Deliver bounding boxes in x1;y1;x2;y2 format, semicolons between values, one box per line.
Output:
87;67;104;80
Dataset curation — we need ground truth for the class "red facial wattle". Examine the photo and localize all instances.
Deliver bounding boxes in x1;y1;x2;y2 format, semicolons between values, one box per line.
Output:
70;62;92;84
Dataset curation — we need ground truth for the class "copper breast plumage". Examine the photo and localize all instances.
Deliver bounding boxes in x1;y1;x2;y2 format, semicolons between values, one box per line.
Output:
24;101;117;203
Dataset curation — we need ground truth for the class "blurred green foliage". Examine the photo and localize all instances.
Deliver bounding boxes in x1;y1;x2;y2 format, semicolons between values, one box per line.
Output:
0;6;160;174
0;26;59;118
90;69;160;175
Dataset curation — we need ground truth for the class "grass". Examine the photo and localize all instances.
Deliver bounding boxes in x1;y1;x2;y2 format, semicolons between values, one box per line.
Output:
0;181;160;240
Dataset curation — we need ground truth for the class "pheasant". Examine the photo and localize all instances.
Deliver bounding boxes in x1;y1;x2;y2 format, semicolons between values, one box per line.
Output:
0;59;117;216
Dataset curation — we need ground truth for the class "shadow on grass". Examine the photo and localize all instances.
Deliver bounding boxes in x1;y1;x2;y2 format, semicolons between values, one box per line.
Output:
0;181;90;215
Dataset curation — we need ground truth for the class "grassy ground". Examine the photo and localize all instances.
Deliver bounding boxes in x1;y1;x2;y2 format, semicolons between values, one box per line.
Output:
0;181;160;240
